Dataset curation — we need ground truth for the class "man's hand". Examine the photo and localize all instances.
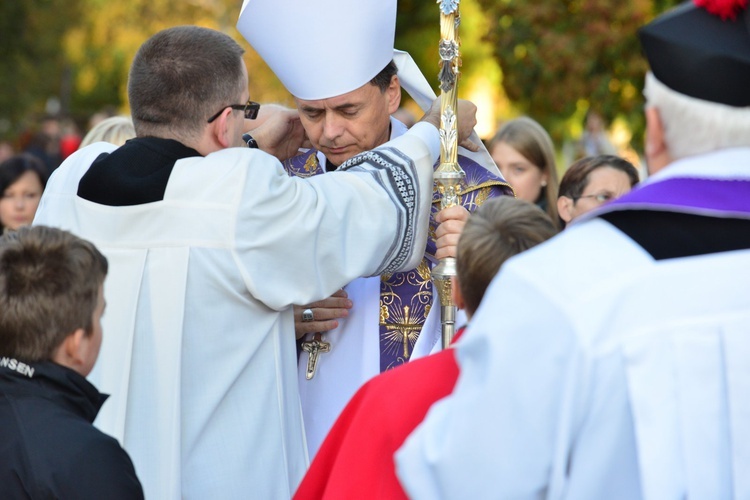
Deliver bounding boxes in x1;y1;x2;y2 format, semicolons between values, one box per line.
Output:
419;98;480;152
455;99;479;152
294;289;353;339
245;103;293;129
246;107;308;161
434;205;470;260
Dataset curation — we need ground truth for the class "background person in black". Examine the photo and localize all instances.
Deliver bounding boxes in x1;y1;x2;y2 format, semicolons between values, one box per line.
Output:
0;226;143;499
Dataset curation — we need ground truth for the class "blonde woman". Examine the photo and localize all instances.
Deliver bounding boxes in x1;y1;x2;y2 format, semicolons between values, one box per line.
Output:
489;117;559;225
80;116;136;148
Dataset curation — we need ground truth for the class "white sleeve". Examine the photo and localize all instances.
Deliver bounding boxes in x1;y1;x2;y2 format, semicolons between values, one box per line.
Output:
233;124;439;311
395;258;585;499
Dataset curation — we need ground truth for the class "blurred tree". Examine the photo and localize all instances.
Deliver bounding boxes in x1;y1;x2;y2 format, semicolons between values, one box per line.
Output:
63;0;290;128
0;0;84;134
1;0;685;147
476;0;683;147
0;0;291;139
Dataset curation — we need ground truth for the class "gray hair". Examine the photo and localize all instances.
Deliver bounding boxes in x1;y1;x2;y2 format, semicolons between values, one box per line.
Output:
644;72;750;161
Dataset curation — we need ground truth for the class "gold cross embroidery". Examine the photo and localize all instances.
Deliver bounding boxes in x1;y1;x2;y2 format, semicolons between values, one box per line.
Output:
301;333;331;380
396;306;423;359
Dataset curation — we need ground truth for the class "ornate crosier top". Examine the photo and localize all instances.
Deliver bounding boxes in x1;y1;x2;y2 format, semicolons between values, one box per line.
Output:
438;0;459;16
435;0;462;182
439;39;459;61
438;39;460;92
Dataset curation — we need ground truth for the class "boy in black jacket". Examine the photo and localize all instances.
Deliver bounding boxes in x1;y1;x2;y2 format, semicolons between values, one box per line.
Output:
0;226;143;499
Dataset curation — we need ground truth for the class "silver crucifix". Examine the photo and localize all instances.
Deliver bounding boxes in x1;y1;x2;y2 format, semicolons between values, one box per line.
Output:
301;332;331;380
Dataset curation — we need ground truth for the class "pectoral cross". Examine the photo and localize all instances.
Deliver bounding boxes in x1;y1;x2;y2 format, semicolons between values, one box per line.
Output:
301;333;331;380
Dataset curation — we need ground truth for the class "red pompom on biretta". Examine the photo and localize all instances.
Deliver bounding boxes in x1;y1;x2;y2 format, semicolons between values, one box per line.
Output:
695;0;748;20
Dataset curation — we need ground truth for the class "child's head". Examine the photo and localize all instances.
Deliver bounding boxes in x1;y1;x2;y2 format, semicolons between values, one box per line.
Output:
0;226;108;376
455;197;558;318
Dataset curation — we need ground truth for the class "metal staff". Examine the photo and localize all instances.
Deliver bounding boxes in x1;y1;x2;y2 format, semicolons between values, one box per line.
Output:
433;0;465;349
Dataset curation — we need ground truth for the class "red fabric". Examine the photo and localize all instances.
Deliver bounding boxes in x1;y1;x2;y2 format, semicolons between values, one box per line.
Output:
294;329;464;499
694;0;748;20
59;135;81;160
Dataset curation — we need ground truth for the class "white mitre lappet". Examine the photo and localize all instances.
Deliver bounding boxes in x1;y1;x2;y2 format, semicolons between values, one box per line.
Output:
236;0;502;176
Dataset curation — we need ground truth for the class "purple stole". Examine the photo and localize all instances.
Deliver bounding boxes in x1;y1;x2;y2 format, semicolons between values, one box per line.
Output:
283;150;513;372
599;177;750;218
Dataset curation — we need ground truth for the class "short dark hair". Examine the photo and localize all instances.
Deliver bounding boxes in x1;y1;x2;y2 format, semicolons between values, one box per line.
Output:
457;197;558;315
370;60;398;93
0;154;49;232
0;154;48;194
559;155;639;201
0;226;108;362
128;26;246;139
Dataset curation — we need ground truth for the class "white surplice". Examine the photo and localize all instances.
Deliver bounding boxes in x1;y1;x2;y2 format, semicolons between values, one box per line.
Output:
297;118;467;458
396;150;750;499
33;123;439;500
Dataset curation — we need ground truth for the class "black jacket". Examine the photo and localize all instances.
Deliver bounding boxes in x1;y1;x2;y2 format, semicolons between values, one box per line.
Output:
0;358;144;499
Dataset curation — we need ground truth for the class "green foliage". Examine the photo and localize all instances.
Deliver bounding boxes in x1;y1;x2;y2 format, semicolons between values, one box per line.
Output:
0;0;84;135
1;0;686;147
476;0;651;144
0;0;289;139
475;0;684;148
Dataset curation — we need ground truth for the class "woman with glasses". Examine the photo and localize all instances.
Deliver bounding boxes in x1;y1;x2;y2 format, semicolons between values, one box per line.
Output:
557;154;639;227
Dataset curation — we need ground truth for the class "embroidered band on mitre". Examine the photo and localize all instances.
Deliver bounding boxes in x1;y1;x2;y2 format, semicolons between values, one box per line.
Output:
638;0;750;107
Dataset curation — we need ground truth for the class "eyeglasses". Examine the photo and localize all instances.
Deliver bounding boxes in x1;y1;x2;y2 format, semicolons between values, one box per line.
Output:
207;99;260;123
573;193;615;204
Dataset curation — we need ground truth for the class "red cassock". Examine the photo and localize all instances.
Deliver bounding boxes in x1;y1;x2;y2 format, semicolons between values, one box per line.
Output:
294;329;464;499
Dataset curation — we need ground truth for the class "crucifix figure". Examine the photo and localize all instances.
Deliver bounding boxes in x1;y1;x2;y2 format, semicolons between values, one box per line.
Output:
301;333;331;380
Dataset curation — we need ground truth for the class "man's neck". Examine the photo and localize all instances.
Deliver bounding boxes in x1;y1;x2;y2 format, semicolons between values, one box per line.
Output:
140;129;209;157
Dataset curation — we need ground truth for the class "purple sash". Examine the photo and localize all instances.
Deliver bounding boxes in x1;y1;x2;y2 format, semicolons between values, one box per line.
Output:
599;177;750;219
284;150;513;372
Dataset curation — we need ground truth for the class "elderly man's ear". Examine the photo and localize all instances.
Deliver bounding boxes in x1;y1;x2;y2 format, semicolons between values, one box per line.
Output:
645;107;671;175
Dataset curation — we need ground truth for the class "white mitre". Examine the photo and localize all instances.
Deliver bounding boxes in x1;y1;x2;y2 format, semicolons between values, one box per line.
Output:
237;0;396;100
